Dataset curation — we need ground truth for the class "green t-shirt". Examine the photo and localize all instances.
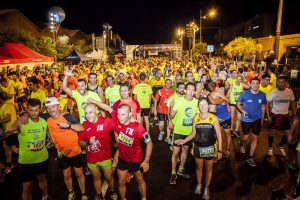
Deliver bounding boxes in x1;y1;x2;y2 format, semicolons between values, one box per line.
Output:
167;93;181;108
104;85;121;107
133;83;153;108
172;97;199;135
18;118;48;164
229;84;244;104
72;90;101;123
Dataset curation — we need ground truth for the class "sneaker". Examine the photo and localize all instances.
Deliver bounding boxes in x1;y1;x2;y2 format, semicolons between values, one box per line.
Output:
276;145;286;156
232;130;240;138
194;184;202;195
165;137;171;144
82;194;88;200
169;174;177;185
246;158;256;167
68;191;76;200
177;169;190;179
110;191;118;200
239;145;245;154
158;132;164;141
203;188;209;199
267;148;273;156
84;167;91;176
94;194;103;200
126;173;134;183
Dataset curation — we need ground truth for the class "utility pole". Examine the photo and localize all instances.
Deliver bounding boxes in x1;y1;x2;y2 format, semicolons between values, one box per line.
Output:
199;9;202;43
274;0;284;59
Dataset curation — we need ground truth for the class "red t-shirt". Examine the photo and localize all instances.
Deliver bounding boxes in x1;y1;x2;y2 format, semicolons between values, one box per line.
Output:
154;88;175;114
113;98;141;119
111;111;146;163
79;117;116;163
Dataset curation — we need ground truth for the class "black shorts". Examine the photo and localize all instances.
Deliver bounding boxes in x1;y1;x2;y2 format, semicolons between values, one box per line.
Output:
18;160;48;183
219;118;231;129
241;119;262;136
269;114;291;130
193;144;215;160
117;158;141;173
229;103;236;107
172;133;193;147
158;113;168;121
58;153;84;170
6;134;18;146
141;108;150;117
0;141;6;162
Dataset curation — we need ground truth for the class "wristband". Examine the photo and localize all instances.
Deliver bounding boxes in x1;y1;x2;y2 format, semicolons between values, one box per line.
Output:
217;150;222;153
67;122;72;128
143;160;149;163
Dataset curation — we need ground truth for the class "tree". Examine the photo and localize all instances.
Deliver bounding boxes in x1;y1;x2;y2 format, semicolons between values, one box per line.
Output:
192;42;207;54
223;37;262;60
35;36;56;57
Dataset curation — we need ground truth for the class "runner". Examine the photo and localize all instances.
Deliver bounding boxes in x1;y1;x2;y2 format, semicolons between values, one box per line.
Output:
3;99;49;200
169;82;199;184
104;75;121;107
174;97;222;199
79;104;118;200
88;99;153;200
87;72;105;103
237;77;267;167
266;76;296;156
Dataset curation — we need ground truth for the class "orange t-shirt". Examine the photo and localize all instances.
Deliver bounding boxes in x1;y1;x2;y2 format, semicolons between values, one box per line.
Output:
154;88;175;114
47;115;82;157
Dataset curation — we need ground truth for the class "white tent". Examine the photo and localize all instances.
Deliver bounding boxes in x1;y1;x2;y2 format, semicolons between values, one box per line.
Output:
86;49;103;60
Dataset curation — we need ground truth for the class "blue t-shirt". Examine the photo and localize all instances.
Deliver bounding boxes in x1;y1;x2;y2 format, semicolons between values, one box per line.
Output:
216;104;231;120
237;90;267;122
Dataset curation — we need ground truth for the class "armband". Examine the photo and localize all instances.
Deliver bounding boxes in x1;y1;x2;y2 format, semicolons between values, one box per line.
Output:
143;132;151;143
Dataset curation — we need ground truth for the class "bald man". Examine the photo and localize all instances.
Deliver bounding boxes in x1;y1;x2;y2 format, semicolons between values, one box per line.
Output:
88;98;153;200
78;104;118;200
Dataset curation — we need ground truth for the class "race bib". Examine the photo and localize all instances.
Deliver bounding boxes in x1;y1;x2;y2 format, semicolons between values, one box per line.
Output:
118;132;134;147
30;140;44;152
87;140;101;153
199;146;214;157
182;117;192;126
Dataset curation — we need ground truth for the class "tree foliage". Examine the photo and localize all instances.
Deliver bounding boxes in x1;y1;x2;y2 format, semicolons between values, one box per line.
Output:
192;42;207;54
224;37;262;59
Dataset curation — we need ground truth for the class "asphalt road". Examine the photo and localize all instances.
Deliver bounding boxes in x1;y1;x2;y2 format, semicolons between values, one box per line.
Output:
0;123;297;200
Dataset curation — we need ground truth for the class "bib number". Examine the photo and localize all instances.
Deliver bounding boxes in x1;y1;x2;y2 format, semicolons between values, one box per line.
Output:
30;141;44;152
118;132;134;147
199;146;214;157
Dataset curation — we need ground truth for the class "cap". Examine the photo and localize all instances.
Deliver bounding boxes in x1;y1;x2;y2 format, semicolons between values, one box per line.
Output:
44;97;59;107
139;72;146;80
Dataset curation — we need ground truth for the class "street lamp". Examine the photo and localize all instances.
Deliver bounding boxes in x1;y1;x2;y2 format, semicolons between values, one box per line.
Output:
199;8;217;43
177;28;184;57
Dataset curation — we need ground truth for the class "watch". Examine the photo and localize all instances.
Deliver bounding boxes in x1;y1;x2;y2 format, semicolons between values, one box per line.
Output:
67;122;72;128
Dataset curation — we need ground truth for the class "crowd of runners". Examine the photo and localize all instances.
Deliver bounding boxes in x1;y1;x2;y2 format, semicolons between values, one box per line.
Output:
0;55;299;200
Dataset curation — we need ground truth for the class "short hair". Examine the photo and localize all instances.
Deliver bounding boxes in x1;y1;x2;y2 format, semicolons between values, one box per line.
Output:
185;70;193;78
118;104;131;112
262;73;271;79
106;75;114;81
176;82;185;88
77;78;87;84
250;77;260;83
28;77;40;85
27;98;41;108
278;75;285;81
120;82;131;90
89;72;97;78
185;82;196;90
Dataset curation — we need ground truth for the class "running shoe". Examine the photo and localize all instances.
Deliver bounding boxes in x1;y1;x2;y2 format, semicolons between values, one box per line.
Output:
68;191;75;200
246;158;256;167
158;132;164;141
110;191;118;200
169;174;177;185
232;130;241;138
94;194;103;200
84;167;91;176
177;169;190;179
194;184;202;195
203;188;209;199
164;137;171;144
81;194;88;200
267;148;273;156
239;145;245;154
126;173;134;182
276;145;286;156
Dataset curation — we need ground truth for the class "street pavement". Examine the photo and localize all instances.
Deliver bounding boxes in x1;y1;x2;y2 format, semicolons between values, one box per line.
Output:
0;123;296;200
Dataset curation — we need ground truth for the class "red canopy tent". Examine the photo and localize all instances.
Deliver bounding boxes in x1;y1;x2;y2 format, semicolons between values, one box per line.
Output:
0;43;54;65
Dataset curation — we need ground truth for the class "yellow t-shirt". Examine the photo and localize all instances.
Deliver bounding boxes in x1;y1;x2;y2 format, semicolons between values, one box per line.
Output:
270;73;277;89
0;102;17;129
259;84;273;98
133;83;153;109
30;89;46;105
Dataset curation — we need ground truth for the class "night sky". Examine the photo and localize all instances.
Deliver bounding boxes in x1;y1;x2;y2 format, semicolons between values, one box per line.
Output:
0;0;289;44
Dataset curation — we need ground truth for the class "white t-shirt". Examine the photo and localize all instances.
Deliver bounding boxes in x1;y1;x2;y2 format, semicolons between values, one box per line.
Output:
267;88;295;114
